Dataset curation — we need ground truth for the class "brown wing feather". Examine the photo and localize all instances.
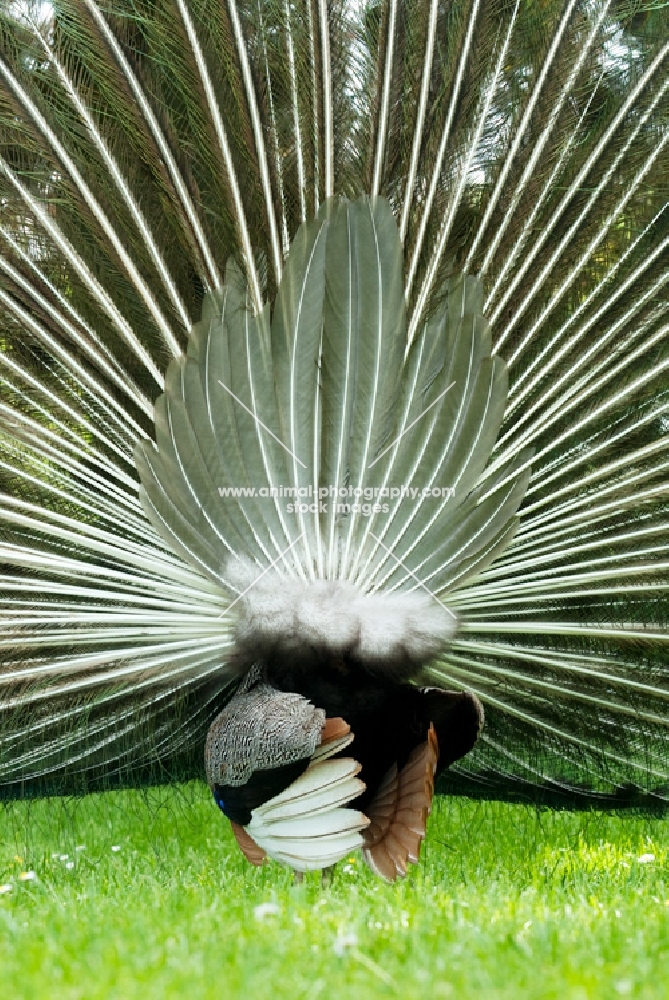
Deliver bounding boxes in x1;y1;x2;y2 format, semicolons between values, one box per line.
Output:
230;821;267;866
362;724;439;881
320;716;351;744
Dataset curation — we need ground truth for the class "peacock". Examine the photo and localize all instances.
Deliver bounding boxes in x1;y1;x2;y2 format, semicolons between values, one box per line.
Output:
0;0;667;881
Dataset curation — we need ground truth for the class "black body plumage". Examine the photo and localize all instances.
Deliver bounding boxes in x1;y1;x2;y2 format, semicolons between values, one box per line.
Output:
209;652;483;823
267;657;483;810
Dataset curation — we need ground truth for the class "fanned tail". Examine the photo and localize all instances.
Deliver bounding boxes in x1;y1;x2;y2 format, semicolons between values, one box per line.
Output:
0;1;666;801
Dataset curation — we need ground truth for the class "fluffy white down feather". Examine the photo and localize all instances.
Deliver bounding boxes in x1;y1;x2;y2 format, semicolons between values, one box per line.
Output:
227;559;457;668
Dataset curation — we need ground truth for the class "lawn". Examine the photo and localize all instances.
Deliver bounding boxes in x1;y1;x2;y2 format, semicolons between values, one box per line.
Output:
1;782;667;999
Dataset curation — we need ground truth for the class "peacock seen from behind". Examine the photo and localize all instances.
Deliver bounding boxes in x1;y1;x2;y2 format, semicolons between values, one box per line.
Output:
0;1;667;881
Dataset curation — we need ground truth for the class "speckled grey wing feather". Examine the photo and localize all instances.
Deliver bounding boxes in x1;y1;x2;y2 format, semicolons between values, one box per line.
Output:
204;684;325;787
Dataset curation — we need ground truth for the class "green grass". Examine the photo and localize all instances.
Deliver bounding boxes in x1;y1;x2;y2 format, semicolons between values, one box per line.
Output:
1;783;667;999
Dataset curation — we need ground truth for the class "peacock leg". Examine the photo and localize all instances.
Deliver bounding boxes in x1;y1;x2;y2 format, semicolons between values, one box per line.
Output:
321;865;335;888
